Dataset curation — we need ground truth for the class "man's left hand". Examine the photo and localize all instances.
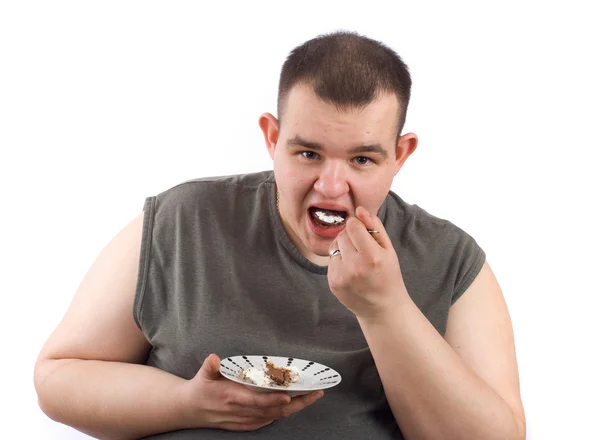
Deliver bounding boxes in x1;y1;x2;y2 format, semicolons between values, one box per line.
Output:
327;206;408;320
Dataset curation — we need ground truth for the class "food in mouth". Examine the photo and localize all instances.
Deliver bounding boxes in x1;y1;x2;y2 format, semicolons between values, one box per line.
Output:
238;360;300;387
309;208;347;227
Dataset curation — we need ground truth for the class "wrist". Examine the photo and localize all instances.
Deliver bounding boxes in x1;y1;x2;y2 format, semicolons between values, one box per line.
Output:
178;379;207;429
356;295;410;327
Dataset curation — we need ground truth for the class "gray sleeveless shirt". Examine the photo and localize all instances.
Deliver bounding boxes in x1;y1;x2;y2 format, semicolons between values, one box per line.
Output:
134;171;485;439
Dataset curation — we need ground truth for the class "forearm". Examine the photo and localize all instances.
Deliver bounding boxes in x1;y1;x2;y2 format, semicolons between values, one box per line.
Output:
35;359;193;440
357;299;525;440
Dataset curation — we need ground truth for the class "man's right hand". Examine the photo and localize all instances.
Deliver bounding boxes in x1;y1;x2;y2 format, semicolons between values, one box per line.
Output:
183;353;324;431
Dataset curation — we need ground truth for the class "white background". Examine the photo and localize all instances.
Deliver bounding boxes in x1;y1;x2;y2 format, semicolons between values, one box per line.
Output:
1;1;598;438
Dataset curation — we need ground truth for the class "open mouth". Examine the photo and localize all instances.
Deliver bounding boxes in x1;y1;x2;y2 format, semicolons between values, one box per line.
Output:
308;207;348;228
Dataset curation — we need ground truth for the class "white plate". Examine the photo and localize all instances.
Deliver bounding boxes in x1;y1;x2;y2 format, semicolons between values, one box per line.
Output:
219;355;342;397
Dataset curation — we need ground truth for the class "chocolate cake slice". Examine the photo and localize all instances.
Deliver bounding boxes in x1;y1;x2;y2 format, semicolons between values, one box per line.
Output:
264;360;299;386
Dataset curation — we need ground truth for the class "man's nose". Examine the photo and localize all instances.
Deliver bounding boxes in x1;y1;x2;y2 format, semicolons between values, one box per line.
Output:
313;161;349;199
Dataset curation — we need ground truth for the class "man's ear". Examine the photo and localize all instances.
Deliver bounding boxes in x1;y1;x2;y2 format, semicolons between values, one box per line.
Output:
259;112;280;160
394;132;418;174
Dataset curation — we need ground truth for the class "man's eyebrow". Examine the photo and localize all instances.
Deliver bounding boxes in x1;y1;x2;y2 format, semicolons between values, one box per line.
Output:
287;135;324;150
351;144;388;159
286;135;388;158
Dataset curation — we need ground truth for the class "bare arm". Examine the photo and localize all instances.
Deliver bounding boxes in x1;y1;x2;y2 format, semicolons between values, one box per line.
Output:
357;261;526;440
34;211;195;439
34;211;322;439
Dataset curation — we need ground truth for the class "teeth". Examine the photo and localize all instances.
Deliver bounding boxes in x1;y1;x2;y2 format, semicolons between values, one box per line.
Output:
315;209;345;225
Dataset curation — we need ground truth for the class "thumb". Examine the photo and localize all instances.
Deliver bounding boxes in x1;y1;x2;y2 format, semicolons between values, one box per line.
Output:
199;353;223;380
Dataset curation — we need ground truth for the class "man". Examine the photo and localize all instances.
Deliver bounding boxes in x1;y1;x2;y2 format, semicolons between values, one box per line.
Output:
34;31;526;439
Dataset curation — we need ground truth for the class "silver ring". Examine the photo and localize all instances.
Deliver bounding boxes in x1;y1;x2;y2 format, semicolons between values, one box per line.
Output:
329;249;341;259
367;230;379;234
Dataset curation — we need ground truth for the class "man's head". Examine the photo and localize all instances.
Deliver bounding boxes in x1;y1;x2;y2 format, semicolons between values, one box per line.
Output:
278;30;412;137
259;31;418;265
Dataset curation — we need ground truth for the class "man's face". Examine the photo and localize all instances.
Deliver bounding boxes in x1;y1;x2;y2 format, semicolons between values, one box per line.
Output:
261;84;416;265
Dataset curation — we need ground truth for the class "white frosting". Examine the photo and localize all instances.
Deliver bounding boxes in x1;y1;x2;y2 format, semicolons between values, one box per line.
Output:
315;209;345;224
240;365;300;386
241;368;271;386
287;366;300;382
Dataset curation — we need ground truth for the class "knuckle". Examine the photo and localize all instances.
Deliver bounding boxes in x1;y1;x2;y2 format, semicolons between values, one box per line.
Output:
369;255;382;268
328;274;342;288
223;390;234;405
350;267;363;280
247;394;260;407
279;406;293;418
266;406;286;419
224;388;241;406
329;278;340;290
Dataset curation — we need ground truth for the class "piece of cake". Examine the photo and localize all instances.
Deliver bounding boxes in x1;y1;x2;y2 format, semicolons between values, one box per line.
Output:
238;360;300;387
264;360;299;386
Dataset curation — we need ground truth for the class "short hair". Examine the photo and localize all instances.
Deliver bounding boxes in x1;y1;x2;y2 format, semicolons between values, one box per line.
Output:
277;30;412;136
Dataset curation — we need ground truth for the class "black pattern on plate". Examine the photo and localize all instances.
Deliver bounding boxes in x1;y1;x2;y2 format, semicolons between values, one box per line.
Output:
221;363;236;374
242;356;254;368
227;358;242;369
301;361;315;372
319;375;338;381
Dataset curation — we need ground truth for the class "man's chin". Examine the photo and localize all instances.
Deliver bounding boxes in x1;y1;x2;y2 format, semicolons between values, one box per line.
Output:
302;230;334;259
308;242;333;258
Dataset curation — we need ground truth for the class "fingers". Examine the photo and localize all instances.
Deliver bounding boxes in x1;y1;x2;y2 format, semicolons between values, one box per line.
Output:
350;206;392;251
277;390;324;416
331;218;378;262
329;237;339;257
236;391;324;420
223;419;275;432
203;381;324;432
262;391;324;420
200;353;223;380
335;228;355;261
232;388;291;408
343;218;376;256
328;207;391;266
194;358;325;432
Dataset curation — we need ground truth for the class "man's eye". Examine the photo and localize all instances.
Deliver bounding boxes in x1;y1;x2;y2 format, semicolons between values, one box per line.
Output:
302;151;319;160
354;156;371;165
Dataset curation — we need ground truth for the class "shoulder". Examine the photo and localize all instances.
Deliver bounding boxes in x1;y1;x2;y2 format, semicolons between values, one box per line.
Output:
150;170;274;215
384;191;474;245
384;191;486;300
